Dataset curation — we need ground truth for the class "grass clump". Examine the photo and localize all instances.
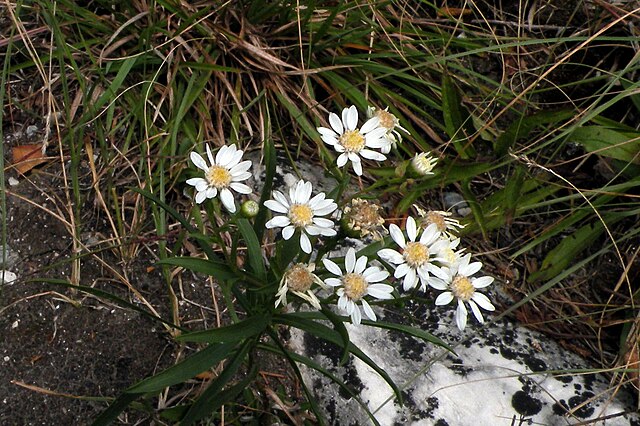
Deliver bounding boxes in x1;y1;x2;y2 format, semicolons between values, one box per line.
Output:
1;0;640;423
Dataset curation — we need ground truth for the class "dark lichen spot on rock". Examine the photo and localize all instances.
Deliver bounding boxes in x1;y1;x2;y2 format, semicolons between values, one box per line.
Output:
512;390;543;416
524;355;547;372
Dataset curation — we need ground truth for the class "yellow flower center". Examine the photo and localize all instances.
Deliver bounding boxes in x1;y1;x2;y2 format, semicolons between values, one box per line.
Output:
288;203;313;227
442;247;457;264
286;264;315;292
376;109;395;129
342;273;368;302
427;211;447;232
403;242;429;267
339;130;365;152
206;165;232;189
451;275;475;301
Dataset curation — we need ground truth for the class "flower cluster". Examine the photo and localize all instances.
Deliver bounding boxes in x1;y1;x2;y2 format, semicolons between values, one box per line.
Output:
185;104;495;331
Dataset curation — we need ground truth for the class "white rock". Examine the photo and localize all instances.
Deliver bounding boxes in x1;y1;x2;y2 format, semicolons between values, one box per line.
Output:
0;270;17;284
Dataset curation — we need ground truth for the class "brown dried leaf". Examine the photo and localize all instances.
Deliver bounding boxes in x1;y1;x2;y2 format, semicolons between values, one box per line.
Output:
12;144;47;174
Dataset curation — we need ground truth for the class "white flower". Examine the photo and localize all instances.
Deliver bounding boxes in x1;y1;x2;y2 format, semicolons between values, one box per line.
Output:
378;216;450;292
322;248;393;325
186;144;252;213
317;105;388;176
275;263;324;310
430;253;495;331
264;180;337;254
410;152;438;176
366;106;410;154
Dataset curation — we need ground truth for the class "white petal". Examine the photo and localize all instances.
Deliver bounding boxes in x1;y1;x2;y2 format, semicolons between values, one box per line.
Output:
378;248;404;264
345;105;358;130
419;223;440;245
312;217;334;228
435;292;454;306
363;267;389;283
186;177;206;188
230;160;252;175
229;182;252;194
322;258;343;276
195;190;207;204
429;277;448;291
264;199;289;214
337;153;349;167
359;149;386;161
190;152;209;171
469;300;484;324
205;144;215;165
354;255;368;274
367;284;394;299
272;191;290;209
360;116;380;134
389;224;406;248
205;187;217;199
361;299;376;322
352;160;363;176
220;188;236;213
266;215;291;228
215;144;231;165
407;216;417;242
462;261;483;276
350;305;362;325
456;300;468;331
473;276;494;289
313;202;338;216
471;292;495;311
329;112;344;135
300;233;312;254
295;180;313;203
325;278;342;287
318;126;338;139
345;248;356;273
394;263;410;279
403;269;417;291
282;225;296;240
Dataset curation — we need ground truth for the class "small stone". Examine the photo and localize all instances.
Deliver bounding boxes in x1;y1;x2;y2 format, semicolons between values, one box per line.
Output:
26;125;38;137
8;177;19;186
0;270;17;284
11;320;19;329
3;356;9;362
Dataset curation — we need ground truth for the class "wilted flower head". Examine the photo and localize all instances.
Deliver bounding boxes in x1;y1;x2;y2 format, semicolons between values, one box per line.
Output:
317;105;388;176
377;216;450;291
323;248;393;325
264;180;337;254
430;253;495;331
366;106;410;154
186;144;252;213
414;205;465;239
275;263;324;310
341;198;387;240
410;152;438;176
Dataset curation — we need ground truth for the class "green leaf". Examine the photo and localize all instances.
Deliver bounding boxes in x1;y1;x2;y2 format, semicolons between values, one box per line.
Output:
570;126;640;164
528;215;623;283
176;314;270;343
181;340;253;424
157;257;236;281
128;342;236;394
236;218;266;281
441;74;474;159
91;393;139;426
494;109;574;157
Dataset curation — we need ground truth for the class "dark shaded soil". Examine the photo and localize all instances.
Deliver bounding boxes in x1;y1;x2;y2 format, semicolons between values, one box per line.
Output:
0;158;177;424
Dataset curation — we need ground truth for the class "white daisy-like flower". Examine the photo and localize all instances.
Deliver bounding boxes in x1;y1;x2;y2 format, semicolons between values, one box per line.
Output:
264;180;337;254
377;216;450;292
430;253;495;331
366;106;410;154
275;263;324;310
410;152;438;176
322;248;393;325
317;105;388;176
186;144;252;213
